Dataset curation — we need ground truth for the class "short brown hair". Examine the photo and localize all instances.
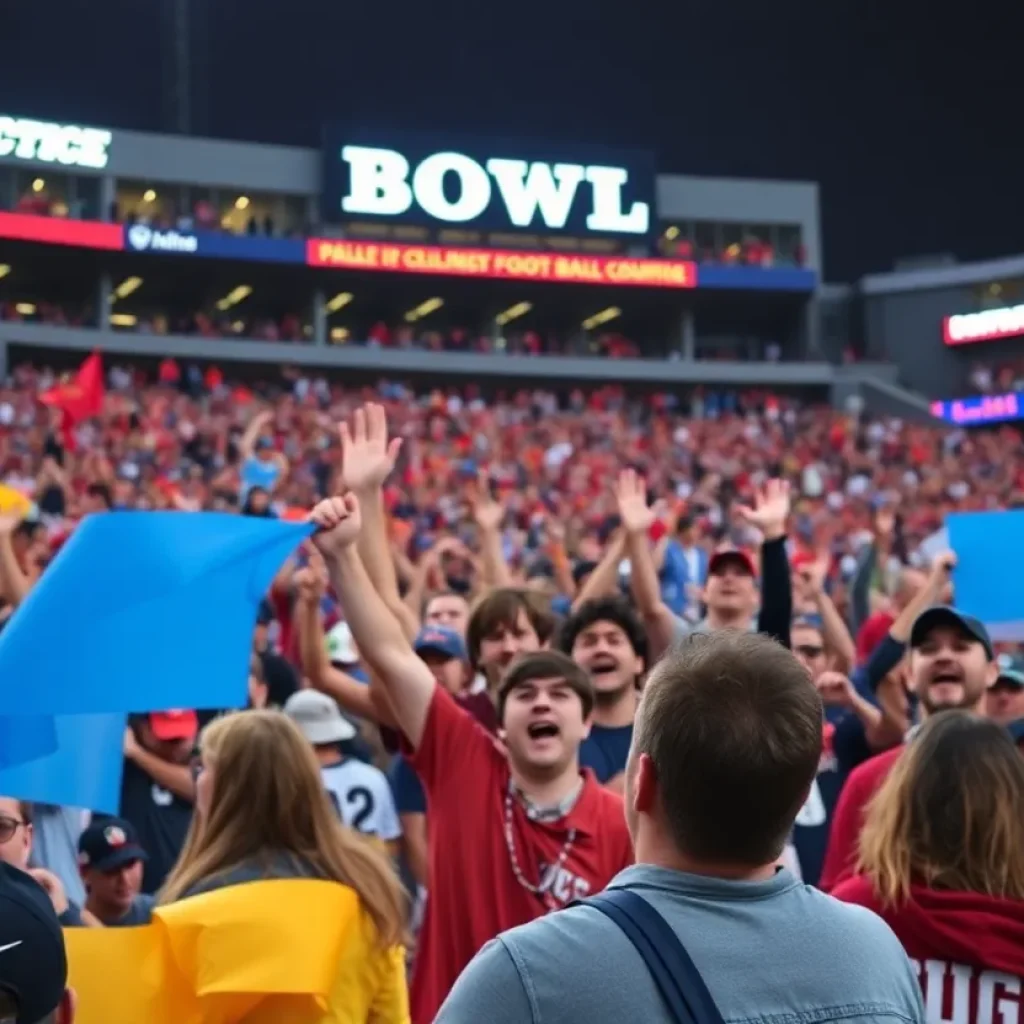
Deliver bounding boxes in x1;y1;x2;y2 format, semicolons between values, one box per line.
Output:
634;631;822;865
858;711;1024;905
495;650;595;723
466;587;556;670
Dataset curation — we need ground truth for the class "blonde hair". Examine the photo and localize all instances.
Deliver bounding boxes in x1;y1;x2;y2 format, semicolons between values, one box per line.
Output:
159;710;406;946
857;710;1024;906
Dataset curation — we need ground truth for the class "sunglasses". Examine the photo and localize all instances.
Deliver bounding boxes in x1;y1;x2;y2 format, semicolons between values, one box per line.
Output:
0;814;26;844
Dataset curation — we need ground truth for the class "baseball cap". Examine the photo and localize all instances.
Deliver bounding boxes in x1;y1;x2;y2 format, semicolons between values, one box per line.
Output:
414;626;467;663
0;863;67;1024
283;690;357;745
78;817;148;873
708;548;757;577
149;709;199;742
993;654;1024;690
326;621;358;665
909;606;994;660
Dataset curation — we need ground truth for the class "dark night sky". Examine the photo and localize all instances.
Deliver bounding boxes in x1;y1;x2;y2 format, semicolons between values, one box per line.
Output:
2;1;1020;282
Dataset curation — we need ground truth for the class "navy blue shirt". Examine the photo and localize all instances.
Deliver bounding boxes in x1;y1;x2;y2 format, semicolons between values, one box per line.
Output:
579;724;633;784
389;754;427;815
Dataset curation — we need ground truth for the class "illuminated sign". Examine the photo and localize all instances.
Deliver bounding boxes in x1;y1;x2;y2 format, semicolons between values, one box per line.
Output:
339;145;650;235
0;211;122;250
931;391;1023;426
307;239;695;288
943;303;1024;346
126;225;198;254
323;130;656;237
0;116;111;170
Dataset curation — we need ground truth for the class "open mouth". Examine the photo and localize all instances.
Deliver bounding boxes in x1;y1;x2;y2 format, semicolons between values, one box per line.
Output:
527;722;560;740
931;672;964;687
590;660;619;678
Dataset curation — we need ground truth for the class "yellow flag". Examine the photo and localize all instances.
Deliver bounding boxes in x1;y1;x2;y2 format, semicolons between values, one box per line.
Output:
66;880;409;1024
0;484;32;518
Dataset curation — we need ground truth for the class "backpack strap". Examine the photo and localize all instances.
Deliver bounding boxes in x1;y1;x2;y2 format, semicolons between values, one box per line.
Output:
580;889;727;1024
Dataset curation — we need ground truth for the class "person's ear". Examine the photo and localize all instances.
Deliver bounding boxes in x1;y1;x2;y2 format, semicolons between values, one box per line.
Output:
56;987;76;1024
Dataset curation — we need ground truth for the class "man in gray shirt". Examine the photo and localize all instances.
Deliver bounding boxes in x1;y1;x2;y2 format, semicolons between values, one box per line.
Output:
437;631;925;1024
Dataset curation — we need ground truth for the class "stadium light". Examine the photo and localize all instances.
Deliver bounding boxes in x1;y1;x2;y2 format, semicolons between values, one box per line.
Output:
215;285;252;311
14;303;35;315
143;189;157;203
325;291;354;314
404;297;444;323
582;307;621;331
113;276;143;301
495;301;532;326
31;178;44;193
0;265;10;280
235;196;250;210
109;313;137;327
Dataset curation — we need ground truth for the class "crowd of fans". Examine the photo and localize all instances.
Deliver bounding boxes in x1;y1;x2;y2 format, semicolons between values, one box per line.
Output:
0;359;1022;1022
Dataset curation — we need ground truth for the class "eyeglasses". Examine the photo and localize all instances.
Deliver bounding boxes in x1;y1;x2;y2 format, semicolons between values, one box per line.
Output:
0;814;26;844
795;645;825;659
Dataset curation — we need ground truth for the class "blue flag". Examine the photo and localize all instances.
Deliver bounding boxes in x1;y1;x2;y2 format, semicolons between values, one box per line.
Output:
948;510;1024;641
0;716;58;769
0;714;126;813
0;512;313;715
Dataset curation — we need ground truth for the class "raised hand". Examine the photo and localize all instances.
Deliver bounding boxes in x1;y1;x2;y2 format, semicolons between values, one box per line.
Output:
815;671;855;710
340;403;402;493
615;468;655;535
470;471;504;532
310;494;363;557
735;479;791;541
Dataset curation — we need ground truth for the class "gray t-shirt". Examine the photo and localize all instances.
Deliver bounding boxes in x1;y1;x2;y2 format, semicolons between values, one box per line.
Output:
437;864;925;1024
181;852;323;899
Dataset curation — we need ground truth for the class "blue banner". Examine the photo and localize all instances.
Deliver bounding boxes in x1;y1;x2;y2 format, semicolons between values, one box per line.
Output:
123;225;305;264
930;391;1024;426
948;511;1024;641
694;265;817;292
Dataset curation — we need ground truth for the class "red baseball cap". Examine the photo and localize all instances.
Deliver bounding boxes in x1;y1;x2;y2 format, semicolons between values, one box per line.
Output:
149;710;198;742
708;548;758;578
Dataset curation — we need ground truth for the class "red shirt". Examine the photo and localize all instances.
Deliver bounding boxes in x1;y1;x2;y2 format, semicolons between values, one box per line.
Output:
409;686;633;1024
820;745;903;891
834;877;1024;1024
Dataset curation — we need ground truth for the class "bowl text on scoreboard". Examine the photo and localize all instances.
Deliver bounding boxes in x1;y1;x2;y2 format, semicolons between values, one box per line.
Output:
307;240;694;288
337;145;650;237
0;115;111;170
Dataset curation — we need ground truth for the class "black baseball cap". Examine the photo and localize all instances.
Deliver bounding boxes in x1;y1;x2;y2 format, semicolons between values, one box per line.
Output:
994;655;1024;691
78;817;148;872
909;606;994;660
0;863;66;1023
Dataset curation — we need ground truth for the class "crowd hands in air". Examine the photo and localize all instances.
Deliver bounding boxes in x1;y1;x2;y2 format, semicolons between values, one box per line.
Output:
5;374;1024;1024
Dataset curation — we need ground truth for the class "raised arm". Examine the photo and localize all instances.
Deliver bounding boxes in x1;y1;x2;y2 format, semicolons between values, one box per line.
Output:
238;409;272;461
311;495;436;748
470;472;513;589
293;555;384;723
339;404;419;641
616;470;680;658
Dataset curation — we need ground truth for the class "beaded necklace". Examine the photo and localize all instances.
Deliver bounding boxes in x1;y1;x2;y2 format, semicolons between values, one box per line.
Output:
503;777;582;912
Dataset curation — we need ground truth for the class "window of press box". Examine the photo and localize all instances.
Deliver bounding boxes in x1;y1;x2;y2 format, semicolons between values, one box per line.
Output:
977;280;1024;309
1;169;101;220
217;192;307;238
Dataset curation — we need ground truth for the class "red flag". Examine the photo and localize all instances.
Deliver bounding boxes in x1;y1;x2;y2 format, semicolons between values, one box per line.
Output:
40;351;104;448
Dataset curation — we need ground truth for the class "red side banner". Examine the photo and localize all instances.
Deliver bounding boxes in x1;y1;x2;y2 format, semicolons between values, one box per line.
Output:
307;239;696;289
0;212;123;250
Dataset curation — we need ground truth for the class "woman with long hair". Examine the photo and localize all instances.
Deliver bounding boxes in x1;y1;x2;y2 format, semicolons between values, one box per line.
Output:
160;710;409;1022
833;711;1024;1023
